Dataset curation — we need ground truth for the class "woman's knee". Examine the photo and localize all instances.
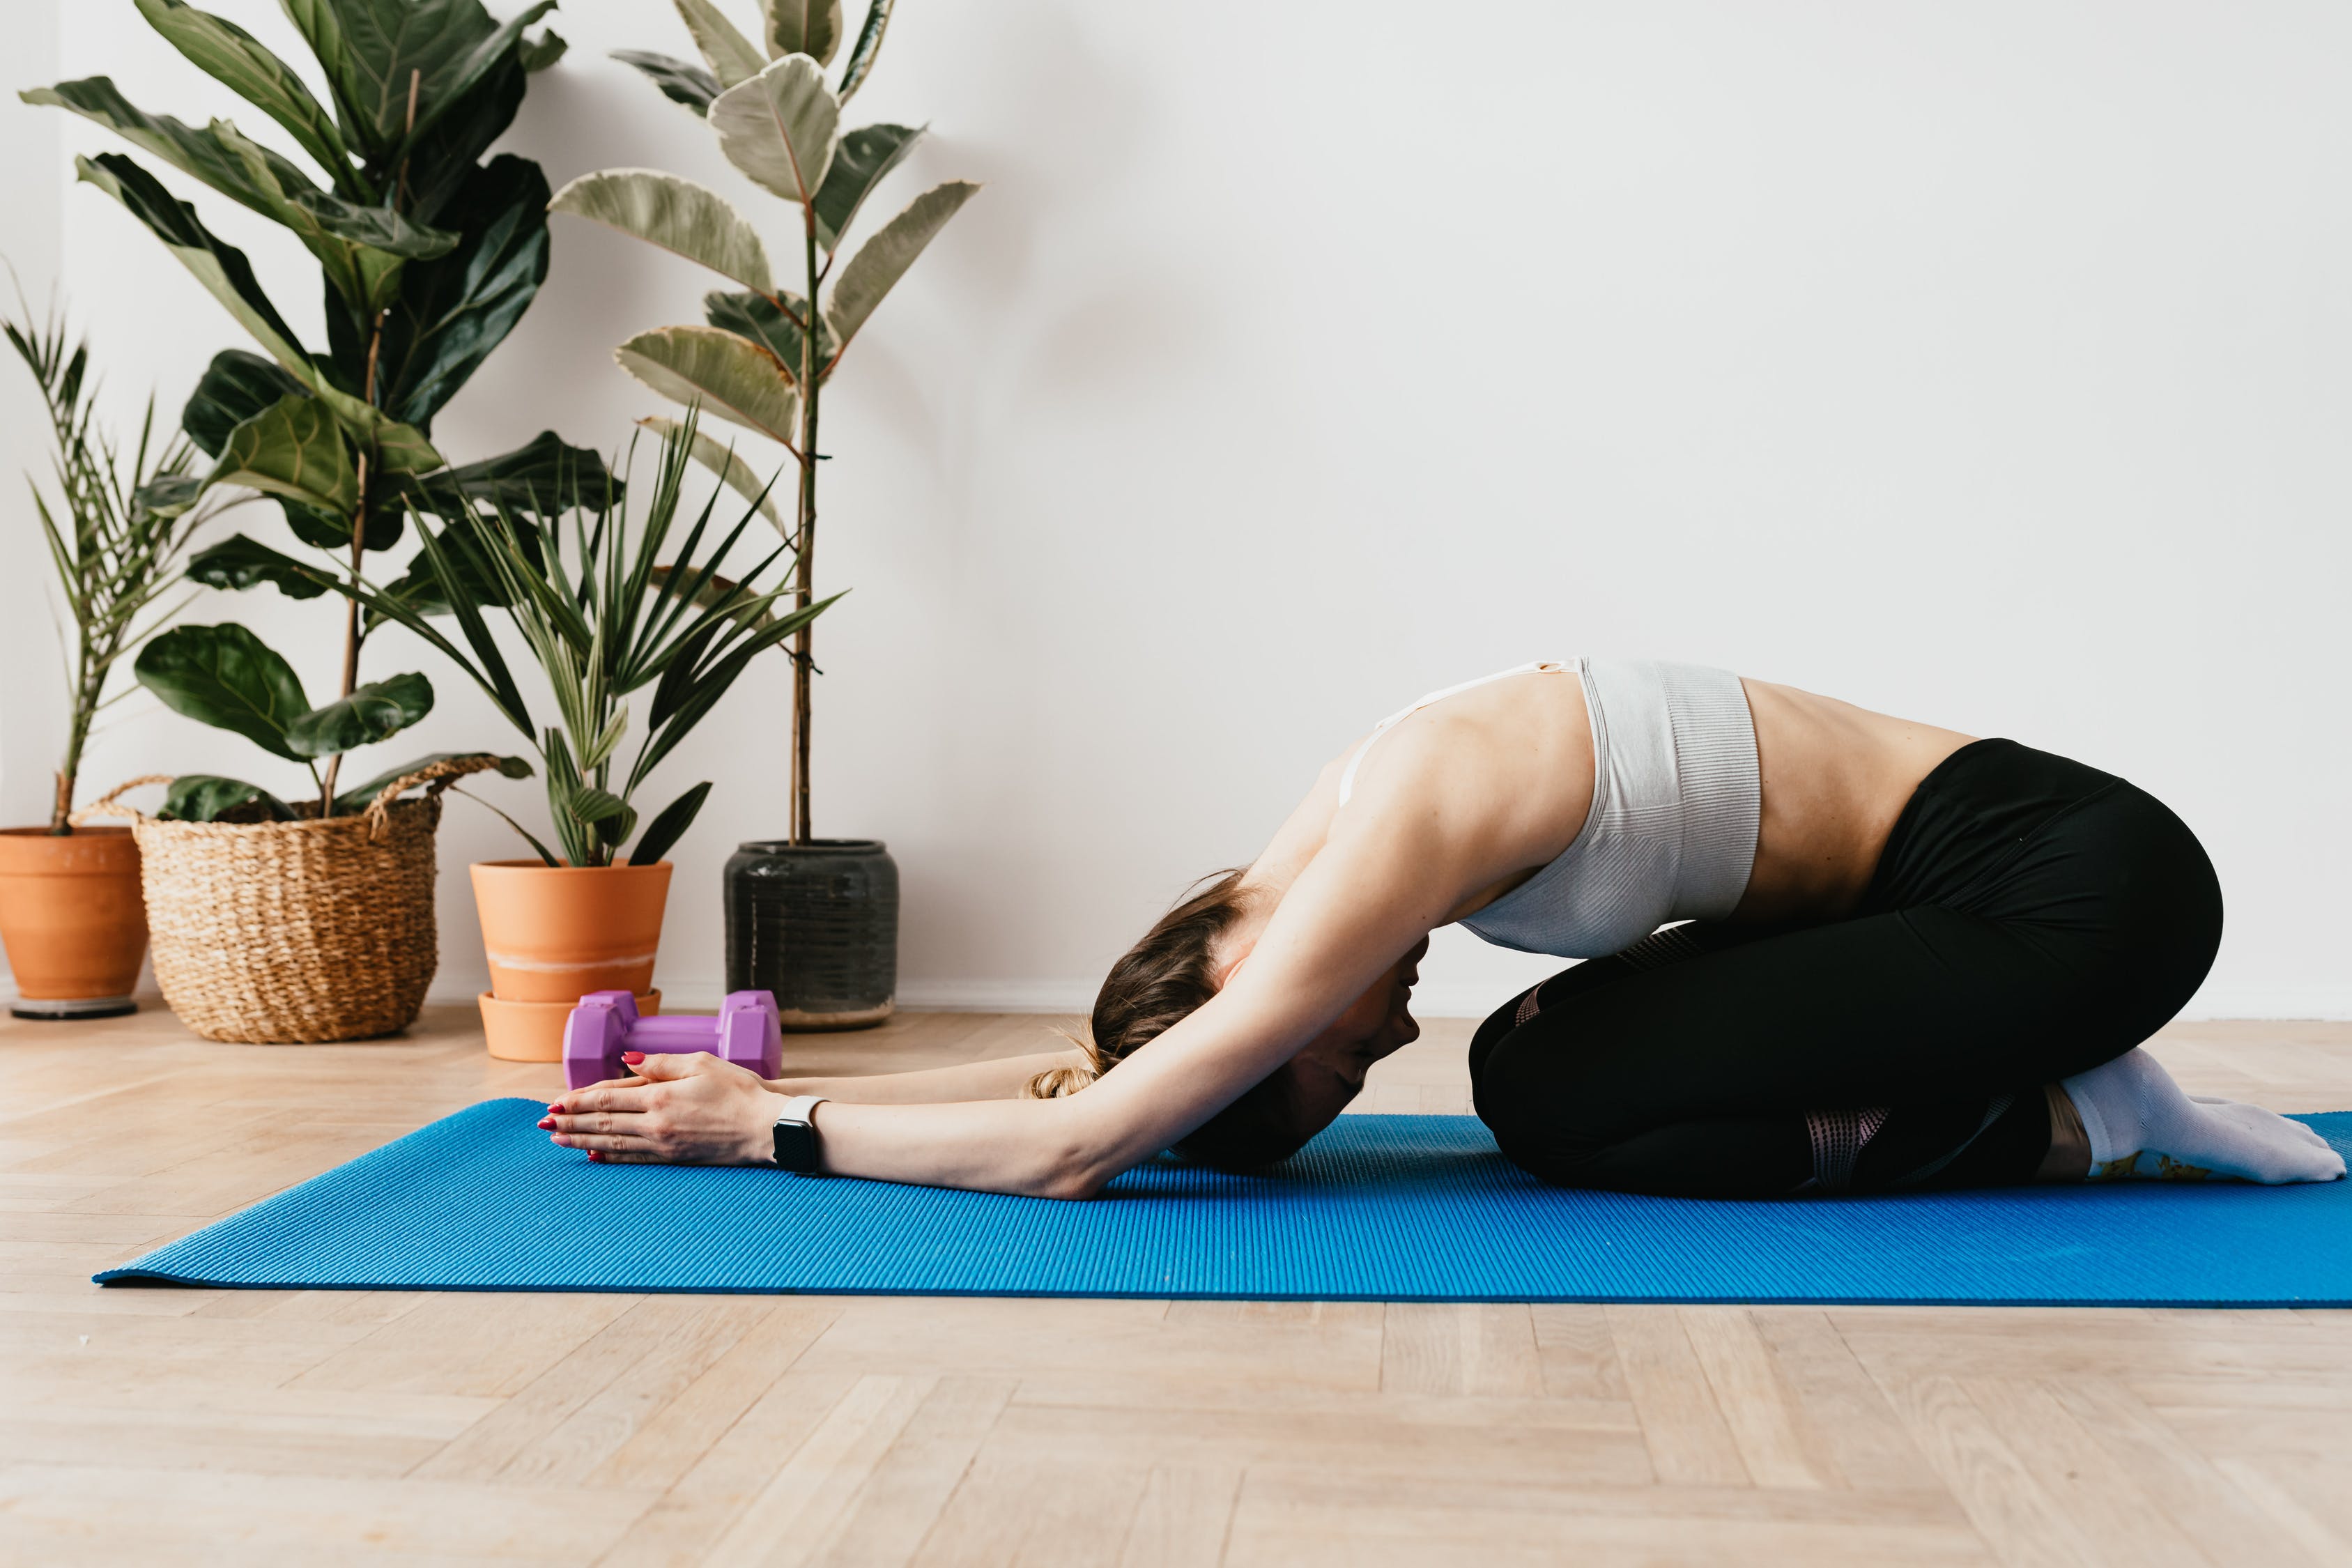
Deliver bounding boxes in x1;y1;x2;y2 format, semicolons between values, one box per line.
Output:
1472;1029;1608;1181
1466;986;1535;1084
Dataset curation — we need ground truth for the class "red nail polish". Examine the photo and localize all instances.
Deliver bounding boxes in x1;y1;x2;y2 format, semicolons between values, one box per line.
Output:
622;1051;644;1065
537;1117;555;1130
587;1150;603;1162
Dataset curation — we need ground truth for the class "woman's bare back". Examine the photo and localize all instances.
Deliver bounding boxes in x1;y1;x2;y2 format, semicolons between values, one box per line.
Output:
1273;668;1974;930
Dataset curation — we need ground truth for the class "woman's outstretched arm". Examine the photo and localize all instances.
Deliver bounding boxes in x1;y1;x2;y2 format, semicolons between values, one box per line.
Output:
550;802;1473;1195
546;723;1521;1194
764;1050;1086;1104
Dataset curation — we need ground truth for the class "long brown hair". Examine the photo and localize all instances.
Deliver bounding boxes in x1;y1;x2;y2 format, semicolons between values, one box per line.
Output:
1027;869;1308;1169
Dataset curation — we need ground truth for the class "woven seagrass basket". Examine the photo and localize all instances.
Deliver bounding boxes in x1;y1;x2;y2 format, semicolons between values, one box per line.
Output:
80;757;502;1044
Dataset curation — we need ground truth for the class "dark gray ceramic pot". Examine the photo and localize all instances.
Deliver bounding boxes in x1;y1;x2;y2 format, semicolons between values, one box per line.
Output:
723;838;899;1030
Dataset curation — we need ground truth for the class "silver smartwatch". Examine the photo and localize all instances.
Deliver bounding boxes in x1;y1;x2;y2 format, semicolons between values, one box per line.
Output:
771;1094;827;1174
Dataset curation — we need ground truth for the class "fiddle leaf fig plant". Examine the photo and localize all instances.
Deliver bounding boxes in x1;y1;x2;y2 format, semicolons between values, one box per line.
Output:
23;0;606;818
562;0;974;844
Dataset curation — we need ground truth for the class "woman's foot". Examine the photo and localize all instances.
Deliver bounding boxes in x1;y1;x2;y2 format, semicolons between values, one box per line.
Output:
2060;1049;2345;1183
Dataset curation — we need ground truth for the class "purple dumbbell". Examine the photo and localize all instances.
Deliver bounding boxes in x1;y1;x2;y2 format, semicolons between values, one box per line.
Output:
562;990;784;1089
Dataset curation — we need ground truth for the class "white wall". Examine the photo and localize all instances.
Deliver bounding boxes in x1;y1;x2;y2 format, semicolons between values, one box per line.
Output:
3;0;2346;1018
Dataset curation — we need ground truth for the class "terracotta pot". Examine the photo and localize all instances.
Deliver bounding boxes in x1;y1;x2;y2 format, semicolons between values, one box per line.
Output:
470;860;673;1059
0;827;148;1019
480;988;661;1062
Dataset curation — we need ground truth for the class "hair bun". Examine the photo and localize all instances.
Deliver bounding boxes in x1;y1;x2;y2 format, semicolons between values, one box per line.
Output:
1024;1063;1098;1099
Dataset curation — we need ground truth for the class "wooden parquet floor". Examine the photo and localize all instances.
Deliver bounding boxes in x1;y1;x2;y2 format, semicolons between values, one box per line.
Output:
1;1005;2348;1567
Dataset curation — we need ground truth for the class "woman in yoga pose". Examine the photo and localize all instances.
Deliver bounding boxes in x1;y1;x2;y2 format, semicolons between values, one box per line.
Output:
544;659;2343;1197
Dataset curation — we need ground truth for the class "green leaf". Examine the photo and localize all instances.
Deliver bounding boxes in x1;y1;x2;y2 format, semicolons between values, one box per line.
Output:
134;0;355;188
187;532;332;599
71;153;312;379
399;52;525;226
578;707;630;772
614;326;799;445
240;379;442;504
278;492;405;552
406;430;619;519
294;0;525;152
824;179;978;354
834;0;893;103
636;416;785;533
29;79;451;309
674;0;767;89
763;0;843;65
708;54;838;204
629;780;711;865
549;169;773;294
453;785;563;865
595;799;640;854
284;671;434;758
300;194;454;258
207;393;359;514
394;1;560;165
611;49;718;115
134;623;309;760
519;29;567;72
183;349;308;457
332;750;532;814
702;289;833;384
635;590;841;781
277;0;364;144
567;783;629;824
811;121;920;250
371;154;550;430
31;76;300;220
134;475;207;518
369;418;443;475
157;774;298;822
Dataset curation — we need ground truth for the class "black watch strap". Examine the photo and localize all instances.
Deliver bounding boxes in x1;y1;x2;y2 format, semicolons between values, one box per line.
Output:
772;1095;826;1174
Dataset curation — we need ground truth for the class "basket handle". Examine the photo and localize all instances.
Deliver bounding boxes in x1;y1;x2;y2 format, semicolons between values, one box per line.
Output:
363;754;512;841
70;774;174;827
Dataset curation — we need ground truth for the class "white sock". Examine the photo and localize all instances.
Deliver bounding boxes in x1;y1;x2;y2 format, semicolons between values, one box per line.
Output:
2060;1049;2344;1184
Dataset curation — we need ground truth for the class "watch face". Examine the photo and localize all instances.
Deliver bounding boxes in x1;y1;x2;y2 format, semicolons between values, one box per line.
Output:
773;1119;819;1173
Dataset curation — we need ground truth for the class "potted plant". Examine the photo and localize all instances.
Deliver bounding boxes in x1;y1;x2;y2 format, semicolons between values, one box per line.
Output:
0;308;213;1019
322;413;836;1059
22;0;607;1041
556;0;978;1027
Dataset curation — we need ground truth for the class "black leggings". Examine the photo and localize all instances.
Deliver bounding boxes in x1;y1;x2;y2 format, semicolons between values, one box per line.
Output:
1468;739;2222;1198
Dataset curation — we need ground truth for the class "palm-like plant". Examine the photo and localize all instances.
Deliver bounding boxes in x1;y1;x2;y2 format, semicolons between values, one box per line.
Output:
23;0;610;817
321;414;838;867
555;0;976;844
4;306;219;832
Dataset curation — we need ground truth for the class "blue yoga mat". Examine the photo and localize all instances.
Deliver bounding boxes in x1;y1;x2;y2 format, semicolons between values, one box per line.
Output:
98;1099;2352;1305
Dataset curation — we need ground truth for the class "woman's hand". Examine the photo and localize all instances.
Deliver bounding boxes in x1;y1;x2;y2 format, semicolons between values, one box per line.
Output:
541;1051;781;1165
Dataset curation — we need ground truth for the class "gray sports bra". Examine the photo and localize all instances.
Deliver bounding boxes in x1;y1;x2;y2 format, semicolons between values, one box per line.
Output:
1335;657;1762;958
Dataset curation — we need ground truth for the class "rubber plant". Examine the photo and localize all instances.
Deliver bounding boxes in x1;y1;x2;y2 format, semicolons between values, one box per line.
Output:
312;411;840;867
22;0;607;820
4;305;220;832
557;0;976;843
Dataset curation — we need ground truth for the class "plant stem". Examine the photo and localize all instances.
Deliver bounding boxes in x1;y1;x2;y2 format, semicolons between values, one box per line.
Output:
792;191;820;845
52;652;98;835
323;70;417;819
320;328;379;817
